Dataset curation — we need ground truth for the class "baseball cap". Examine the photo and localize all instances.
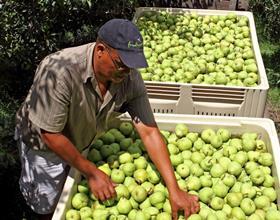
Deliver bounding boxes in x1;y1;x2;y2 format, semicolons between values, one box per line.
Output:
98;19;148;69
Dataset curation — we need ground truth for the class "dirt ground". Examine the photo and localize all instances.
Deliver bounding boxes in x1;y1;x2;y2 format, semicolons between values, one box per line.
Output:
265;101;280;136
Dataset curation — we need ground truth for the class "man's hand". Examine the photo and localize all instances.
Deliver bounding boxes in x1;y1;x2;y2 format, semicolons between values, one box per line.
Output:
87;167;117;201
169;188;200;220
40;130;117;202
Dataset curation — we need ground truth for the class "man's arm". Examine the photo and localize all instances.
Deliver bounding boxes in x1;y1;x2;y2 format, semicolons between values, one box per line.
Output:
41;130;116;201
133;121;200;219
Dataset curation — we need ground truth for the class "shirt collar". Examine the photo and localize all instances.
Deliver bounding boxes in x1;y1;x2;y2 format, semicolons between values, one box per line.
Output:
82;42;96;85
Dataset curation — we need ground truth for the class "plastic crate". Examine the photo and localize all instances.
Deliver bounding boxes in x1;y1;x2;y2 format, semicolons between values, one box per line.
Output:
52;114;280;220
133;8;269;117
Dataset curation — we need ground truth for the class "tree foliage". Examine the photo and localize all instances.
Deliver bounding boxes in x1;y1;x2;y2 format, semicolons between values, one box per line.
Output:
0;0;138;75
249;0;280;41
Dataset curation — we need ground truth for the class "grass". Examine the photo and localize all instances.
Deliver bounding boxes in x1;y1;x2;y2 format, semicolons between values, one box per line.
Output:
255;16;280;108
268;87;280;108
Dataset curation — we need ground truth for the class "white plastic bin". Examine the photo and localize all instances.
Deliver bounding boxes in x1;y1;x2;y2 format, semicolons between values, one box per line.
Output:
133;8;269;117
53;114;280;220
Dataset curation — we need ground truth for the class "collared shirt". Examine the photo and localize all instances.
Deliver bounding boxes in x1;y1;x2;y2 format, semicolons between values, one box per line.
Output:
15;43;155;151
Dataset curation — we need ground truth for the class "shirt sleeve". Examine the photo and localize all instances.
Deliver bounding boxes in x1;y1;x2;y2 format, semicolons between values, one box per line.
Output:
28;58;72;133
124;71;156;126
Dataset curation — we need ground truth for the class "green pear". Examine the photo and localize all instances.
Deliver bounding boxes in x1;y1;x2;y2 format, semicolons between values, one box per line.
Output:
134;210;147;220
66;209;81;220
231;207;246;220
210;197;224;210
111;169;125;184
121;162;135;177
240;198;255;215
201;128;216;143
134;156;148;169
134;169;148;184
175;123;189;137
265;209;280;220
120;138;133;151
167;143;179;155
210;163;226;178
115;184;130;200
163;199;171;213
128;145;142;159
262;187;277;202
212;181;229;198
71;193;89;210
101;132;115;144
149;191;166;206
128;209;137;220
177;137;193;151
156;212;172;220
187;214;202;220
186;176;201;191
129;197;139;209
141;181;154;195
186;132;199;143
119;122;133;136
143;207;159;219
140;198;151;210
117;197;132;214
107;154;119;169
119;152;133;164
77;179;89;194
198;187;214;204
87;148;103;163
200;174;213;187
131;185;148;203
250;169;265;185
226;192;243;207
91;139;103;150
123;176;136;187
92;209;109;220
217;128;231;142
98;163;112;176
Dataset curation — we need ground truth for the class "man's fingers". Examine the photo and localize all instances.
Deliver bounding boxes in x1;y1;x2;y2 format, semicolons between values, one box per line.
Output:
172;209;178;220
195;202;200;213
110;180;118;188
184;208;191;219
103;188;112;200
91;190;99;200
108;183;117;197
98;191;106;201
193;195;199;202
190;204;197;214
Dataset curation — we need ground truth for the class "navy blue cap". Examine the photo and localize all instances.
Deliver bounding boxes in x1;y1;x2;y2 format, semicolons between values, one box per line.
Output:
98;19;148;69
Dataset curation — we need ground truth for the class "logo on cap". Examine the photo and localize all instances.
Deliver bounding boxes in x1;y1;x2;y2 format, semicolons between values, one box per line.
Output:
128;37;143;49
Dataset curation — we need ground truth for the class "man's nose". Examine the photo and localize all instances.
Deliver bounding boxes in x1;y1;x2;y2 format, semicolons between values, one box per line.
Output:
121;67;131;75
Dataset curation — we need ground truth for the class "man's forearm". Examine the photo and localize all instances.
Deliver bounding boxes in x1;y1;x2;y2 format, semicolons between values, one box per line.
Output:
41;130;97;178
134;124;179;190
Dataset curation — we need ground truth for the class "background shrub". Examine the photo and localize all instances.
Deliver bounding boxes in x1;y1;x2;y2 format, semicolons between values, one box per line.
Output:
249;0;280;41
0;0;140;94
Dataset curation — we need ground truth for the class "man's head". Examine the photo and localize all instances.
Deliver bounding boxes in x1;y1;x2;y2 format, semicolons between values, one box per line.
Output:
98;19;148;69
93;19;148;83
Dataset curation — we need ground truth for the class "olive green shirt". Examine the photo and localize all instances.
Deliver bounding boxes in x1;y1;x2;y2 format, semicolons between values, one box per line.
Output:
15;43;155;151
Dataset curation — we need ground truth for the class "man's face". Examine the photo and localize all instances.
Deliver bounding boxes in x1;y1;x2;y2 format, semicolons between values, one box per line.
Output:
95;42;131;83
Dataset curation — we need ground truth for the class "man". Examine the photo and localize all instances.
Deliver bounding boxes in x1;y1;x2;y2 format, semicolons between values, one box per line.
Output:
15;19;199;219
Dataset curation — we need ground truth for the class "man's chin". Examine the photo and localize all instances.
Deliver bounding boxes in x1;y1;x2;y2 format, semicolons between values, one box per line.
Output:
111;79;124;84
112;76;126;83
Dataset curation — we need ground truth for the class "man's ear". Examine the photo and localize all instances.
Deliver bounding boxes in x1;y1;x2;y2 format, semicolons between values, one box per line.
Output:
96;43;106;57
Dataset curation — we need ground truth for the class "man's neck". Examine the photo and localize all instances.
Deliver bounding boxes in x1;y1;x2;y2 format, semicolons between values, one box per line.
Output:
95;74;110;98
